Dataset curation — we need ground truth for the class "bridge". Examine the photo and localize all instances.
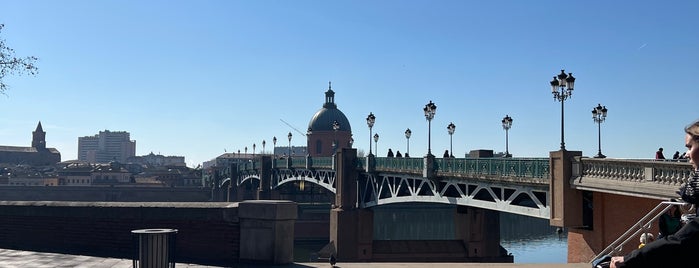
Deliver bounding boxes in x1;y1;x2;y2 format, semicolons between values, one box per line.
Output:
210;149;694;263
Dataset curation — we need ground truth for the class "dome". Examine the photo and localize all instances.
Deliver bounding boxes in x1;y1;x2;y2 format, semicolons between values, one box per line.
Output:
307;84;352;133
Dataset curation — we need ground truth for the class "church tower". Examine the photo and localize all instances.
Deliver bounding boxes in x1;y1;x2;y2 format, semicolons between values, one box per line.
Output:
32;121;46;150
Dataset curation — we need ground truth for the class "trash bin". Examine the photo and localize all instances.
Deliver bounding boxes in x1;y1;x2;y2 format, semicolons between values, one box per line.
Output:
131;228;178;268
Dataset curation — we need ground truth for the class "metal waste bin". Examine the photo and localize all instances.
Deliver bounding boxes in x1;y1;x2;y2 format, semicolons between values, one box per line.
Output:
131;228;178;268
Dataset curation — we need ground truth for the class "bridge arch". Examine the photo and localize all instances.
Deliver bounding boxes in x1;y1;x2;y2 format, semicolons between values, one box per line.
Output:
272;169;336;193
358;172;550;219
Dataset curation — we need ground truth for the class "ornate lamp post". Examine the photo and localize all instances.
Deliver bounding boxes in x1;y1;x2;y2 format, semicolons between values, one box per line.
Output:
447;122;455;157
244;146;248;156
502;115;513;157
272;136;277;157
262;140;266;155
423;101;437;156
287;132;292;157
252;143;256;157
550;69;575;150
366;112;376;156
332;120;340;153
405;128;412;157
373;133;379;155
592;104;608;158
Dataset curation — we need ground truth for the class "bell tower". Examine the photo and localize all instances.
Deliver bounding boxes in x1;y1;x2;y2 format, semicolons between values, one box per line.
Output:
32;121;46;150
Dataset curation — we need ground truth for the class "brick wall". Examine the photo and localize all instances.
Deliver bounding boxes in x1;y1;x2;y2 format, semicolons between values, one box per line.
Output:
568;193;661;263
0;201;240;266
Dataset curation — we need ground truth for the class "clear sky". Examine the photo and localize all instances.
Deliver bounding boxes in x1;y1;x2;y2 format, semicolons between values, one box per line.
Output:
1;0;698;167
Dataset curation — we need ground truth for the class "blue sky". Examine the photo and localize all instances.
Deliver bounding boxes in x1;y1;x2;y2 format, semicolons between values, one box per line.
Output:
1;0;698;167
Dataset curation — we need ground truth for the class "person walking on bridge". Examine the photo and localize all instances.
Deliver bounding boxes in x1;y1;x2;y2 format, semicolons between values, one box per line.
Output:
611;120;699;268
655;147;666;160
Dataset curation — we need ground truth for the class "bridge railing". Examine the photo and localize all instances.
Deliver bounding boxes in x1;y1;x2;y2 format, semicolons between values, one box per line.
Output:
360;156;550;179
580;158;693;185
372;157;424;172
436;157;550;179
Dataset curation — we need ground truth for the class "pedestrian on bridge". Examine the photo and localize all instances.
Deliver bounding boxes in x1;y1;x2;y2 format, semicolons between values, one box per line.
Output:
610;120;699;268
655;147;665;160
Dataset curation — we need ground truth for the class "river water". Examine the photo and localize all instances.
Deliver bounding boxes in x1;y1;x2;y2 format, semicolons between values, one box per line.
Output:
296;203;567;263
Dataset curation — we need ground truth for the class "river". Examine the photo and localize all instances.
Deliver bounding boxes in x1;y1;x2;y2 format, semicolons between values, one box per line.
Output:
295;203;567;263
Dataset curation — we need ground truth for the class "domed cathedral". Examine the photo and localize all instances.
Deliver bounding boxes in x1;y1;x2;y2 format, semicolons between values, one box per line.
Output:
307;82;353;157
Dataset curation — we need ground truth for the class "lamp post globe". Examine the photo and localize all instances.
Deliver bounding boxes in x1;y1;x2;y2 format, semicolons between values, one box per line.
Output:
550;69;575;150
332;120;340;153
592;104;608;158
501;115;513;157
373;133;379;156
272;136;277;157
447;122;455;157
287;132;292;157
423;101;437;156
366;112;376;156
405;128;412;157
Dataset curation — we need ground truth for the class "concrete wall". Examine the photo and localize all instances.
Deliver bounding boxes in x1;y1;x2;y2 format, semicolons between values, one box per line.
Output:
0;200;297;266
0;186;212;202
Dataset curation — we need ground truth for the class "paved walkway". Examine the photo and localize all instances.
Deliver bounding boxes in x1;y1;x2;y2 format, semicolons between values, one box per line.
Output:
0;248;590;268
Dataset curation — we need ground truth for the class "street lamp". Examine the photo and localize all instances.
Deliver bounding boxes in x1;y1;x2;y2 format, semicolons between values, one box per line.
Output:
550;69;575;150
272;136;277;157
592;104;608;158
502;115;513;157
423;101;437;156
373;133;379;155
332;120;340;153
405;128;412;157
262;140;266;155
287;132;292;157
244;146;248;155
447;122;455;157
253;143;256;157
366;112;376;156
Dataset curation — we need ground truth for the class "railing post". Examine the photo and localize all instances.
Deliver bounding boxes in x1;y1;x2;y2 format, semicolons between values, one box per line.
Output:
257;155;273;200
365;154;375;173
423;154;436;179
549;150;583;228
644;167;655;181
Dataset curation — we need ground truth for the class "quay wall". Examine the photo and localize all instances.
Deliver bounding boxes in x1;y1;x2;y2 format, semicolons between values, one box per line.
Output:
0;200;297;266
0;186;213;202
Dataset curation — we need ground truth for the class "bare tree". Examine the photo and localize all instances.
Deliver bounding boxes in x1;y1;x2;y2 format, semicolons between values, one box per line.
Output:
0;24;38;94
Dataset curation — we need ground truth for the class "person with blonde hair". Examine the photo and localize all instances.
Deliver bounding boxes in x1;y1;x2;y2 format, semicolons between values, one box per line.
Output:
611;120;699;267
638;233;654;249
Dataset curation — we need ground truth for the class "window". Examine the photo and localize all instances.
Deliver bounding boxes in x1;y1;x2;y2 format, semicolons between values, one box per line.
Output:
582;191;593;230
316;140;322;154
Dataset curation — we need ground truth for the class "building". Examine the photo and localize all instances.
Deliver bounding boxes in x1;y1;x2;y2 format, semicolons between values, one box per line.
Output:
0;122;61;166
78;130;136;163
127;152;186;167
307;83;353;157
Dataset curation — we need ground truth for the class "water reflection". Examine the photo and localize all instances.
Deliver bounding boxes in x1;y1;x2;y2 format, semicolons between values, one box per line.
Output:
295;204;567;263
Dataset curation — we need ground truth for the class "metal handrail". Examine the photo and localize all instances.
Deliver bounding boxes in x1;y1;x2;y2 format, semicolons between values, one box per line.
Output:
591;201;687;262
